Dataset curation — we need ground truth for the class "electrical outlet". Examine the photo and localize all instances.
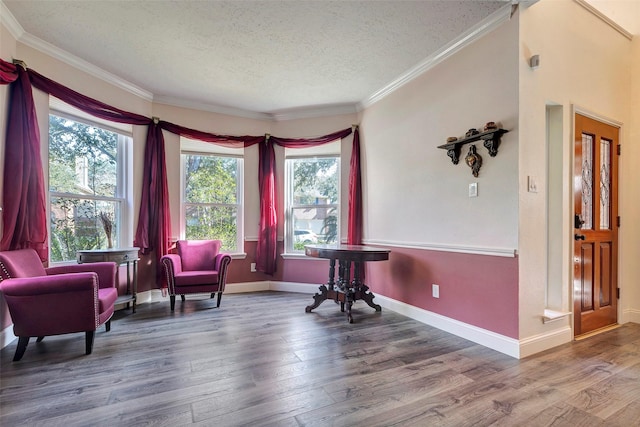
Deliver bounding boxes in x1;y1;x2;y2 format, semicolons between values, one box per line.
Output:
528;176;538;193
432;284;440;298
469;182;478;198
250;262;257;273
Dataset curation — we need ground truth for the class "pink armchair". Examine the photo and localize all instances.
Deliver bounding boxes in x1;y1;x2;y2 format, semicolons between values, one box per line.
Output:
161;240;232;311
0;249;118;361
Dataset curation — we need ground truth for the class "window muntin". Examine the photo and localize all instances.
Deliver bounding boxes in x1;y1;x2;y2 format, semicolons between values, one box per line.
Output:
182;153;243;252
48;114;129;262
286;155;340;253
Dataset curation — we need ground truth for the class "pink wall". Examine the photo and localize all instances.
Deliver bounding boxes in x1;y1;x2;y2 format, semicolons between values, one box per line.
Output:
235;243;519;338
269;245;519;339
368;246;518;338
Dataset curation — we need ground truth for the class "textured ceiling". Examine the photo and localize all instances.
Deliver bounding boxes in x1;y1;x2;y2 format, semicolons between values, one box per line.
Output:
3;0;511;119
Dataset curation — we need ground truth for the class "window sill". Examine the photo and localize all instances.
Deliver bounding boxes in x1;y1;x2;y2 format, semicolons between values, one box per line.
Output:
542;309;571;324
281;253;324;260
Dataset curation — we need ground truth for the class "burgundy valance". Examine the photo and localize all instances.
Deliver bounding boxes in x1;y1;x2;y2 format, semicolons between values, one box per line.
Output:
0;60;18;84
159;121;264;148
27;69;151;125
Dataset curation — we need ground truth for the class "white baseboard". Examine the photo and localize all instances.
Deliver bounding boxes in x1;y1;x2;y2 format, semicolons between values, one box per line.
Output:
1;324;16;350
0;281;574;358
518;326;573;358
226;281;271;293
622;308;640;324
268;281;318;293
372;294;521;358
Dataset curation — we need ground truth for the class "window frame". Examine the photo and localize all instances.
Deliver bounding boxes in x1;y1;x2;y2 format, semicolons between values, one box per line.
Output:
180;149;244;254
284;153;341;254
47;109;132;264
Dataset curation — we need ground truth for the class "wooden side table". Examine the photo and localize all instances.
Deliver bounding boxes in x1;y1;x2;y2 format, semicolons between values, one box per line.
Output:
77;247;139;313
304;244;390;323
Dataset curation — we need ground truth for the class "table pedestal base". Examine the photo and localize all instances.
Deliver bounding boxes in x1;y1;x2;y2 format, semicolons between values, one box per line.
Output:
305;257;381;323
305;283;381;323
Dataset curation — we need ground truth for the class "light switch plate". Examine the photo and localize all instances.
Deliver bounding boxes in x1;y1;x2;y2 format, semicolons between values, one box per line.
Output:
469;182;478;198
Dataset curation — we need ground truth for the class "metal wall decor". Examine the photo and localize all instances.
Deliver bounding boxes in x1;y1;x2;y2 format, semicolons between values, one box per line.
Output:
437;122;508;177
465;145;482;177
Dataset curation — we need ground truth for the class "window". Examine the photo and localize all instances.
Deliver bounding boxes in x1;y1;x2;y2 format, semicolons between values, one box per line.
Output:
48;113;130;262
285;150;340;253
182;146;243;253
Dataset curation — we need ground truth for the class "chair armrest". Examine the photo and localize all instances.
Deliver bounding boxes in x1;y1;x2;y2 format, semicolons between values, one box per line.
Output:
0;272;98;296
161;254;182;293
214;253;231;272
161;254;182;275
214;253;232;292
46;262;117;289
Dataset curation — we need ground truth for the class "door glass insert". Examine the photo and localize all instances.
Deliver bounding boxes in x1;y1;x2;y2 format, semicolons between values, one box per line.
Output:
581;133;593;229
600;137;611;230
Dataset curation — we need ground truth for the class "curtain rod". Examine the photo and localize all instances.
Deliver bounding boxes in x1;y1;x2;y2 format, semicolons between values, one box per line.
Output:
12;59;27;70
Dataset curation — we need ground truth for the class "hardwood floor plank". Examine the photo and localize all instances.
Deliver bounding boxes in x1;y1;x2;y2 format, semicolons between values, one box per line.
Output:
1;292;639;426
193;386;335;425
564;361;640;419
517;402;606;427
604;398;640;426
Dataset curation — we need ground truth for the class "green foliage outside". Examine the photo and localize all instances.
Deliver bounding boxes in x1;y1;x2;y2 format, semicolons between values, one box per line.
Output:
48;115;119;262
184;155;239;251
292;158;338;204
291;157;339;250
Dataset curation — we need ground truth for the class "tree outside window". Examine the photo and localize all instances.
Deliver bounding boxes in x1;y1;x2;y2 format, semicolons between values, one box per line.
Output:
287;156;340;252
48;114;126;262
183;154;242;252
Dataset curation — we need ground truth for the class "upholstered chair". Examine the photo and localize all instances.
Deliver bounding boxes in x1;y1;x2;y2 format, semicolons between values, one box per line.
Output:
0;249;118;361
161;240;232;311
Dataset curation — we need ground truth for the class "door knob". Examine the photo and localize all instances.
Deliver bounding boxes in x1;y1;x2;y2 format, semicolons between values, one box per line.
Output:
574;234;586;241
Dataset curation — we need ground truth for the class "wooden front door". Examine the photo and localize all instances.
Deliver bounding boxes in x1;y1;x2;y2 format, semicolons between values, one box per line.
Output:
573;113;619;336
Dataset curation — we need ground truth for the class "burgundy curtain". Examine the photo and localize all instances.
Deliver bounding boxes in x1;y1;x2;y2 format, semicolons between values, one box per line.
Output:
134;123;171;260
347;127;363;245
0;59;18;83
27;69;150;126
254;128;353;275
1;65;48;260
159;121;264;148
256;137;278;274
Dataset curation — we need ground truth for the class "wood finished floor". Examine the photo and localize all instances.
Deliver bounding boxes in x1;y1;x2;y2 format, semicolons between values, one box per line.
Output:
1;291;640;426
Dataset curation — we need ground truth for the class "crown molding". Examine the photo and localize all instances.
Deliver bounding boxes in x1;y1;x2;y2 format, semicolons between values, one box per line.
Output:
360;3;514;110
155;96;360;122
574;0;633;40
18;32;153;101
270;103;360;122
0;1;24;40
2;1;153;101
153;95;273;121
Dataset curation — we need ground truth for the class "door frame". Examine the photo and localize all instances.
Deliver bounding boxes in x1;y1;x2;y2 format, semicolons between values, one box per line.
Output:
570;105;623;338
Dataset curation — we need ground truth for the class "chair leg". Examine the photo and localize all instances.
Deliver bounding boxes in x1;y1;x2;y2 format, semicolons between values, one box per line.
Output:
217;292;222;307
85;331;95;355
170;295;176;311
36;336;45;342
13;336;30;361
105;319;111;332
181;294;186;301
